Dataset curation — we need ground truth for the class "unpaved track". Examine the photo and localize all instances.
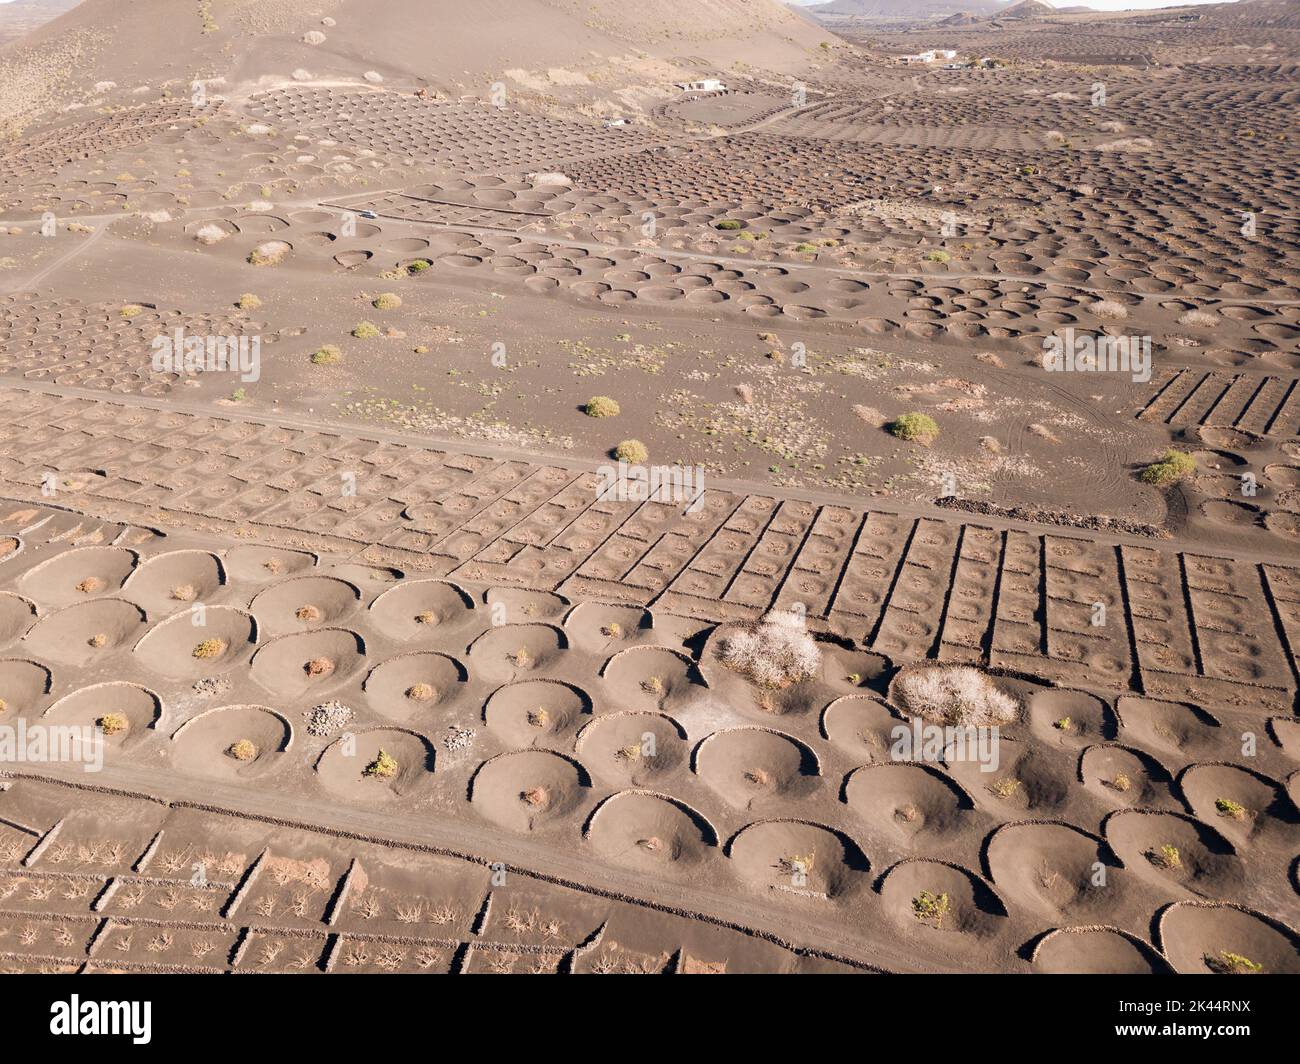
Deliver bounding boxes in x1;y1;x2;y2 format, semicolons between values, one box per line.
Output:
15;375;1289;564
3;761;944;973
0;223;106;294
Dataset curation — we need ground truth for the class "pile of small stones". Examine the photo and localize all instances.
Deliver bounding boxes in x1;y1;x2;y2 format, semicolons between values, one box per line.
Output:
442;725;476;752
306;700;355;737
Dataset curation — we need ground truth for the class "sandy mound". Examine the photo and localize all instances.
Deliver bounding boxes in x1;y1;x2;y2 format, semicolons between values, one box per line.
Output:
601;645;699;712
250;575;361;636
133;606;257;679
985;821;1122;921
1027;688;1113;748
843;763;971;843
0;593;35;648
1115;696;1222;759
820;694;903;761
43;681;161;747
363;651;466;723
23;598;146;666
1178;762;1290;848
367;578;475;641
315;726;435;802
694;727;819;810
467;623;566;685
482;588;566;624
727;819;867;900
1103;808;1243;895
574;711;686;786
222;545;315;584
18;545;136;608
469;750;589;833
249;627;365;699
483;678;590;748
1158;902;1300;975
1032;927;1168;975
878;858;1007;940
944;738;1069;817
1080;743;1175;809
0;657;51;717
170;704;292;782
121;550;224;617
585;791;716;872
562;601;651;654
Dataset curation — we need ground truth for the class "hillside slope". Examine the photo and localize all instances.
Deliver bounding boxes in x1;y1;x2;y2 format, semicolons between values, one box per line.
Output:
0;0;837;135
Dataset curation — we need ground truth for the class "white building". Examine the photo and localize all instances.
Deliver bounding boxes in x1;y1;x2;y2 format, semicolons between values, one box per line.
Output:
676;78;726;92
899;49;958;64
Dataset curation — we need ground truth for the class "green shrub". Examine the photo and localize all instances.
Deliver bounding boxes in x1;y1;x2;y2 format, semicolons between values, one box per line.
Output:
1152;844;1181;869
1215;797;1247;821
372;292;402;310
311;345;342;365
715;219;744;231
97;713;129;736
228;738;257;761
365;749;399;779
911;890;951;928
1205;950;1262;974
613;439;649;463
1139;450;1195;486
887;412;940;444
352;321;381;339
584;396;621;418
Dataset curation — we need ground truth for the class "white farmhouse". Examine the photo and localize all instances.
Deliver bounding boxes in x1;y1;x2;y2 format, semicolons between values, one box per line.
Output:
676;78;727;92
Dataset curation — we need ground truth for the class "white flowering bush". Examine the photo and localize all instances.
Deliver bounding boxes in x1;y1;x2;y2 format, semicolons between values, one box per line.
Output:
893;665;1019;727
719;610;821;688
193;223;228;245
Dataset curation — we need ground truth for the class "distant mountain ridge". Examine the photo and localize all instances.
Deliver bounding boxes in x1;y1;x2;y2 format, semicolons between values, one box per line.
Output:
808;0;1007;18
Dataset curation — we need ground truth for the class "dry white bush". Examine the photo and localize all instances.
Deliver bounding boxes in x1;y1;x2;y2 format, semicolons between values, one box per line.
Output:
291;69;313;81
193;223;228;245
893;665;1019;727
1090;299;1128;320
719;610;821;688
1177;309;1219;328
363;71;384;84
1096;136;1153;153
303;30;326;45
249;240;291;266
